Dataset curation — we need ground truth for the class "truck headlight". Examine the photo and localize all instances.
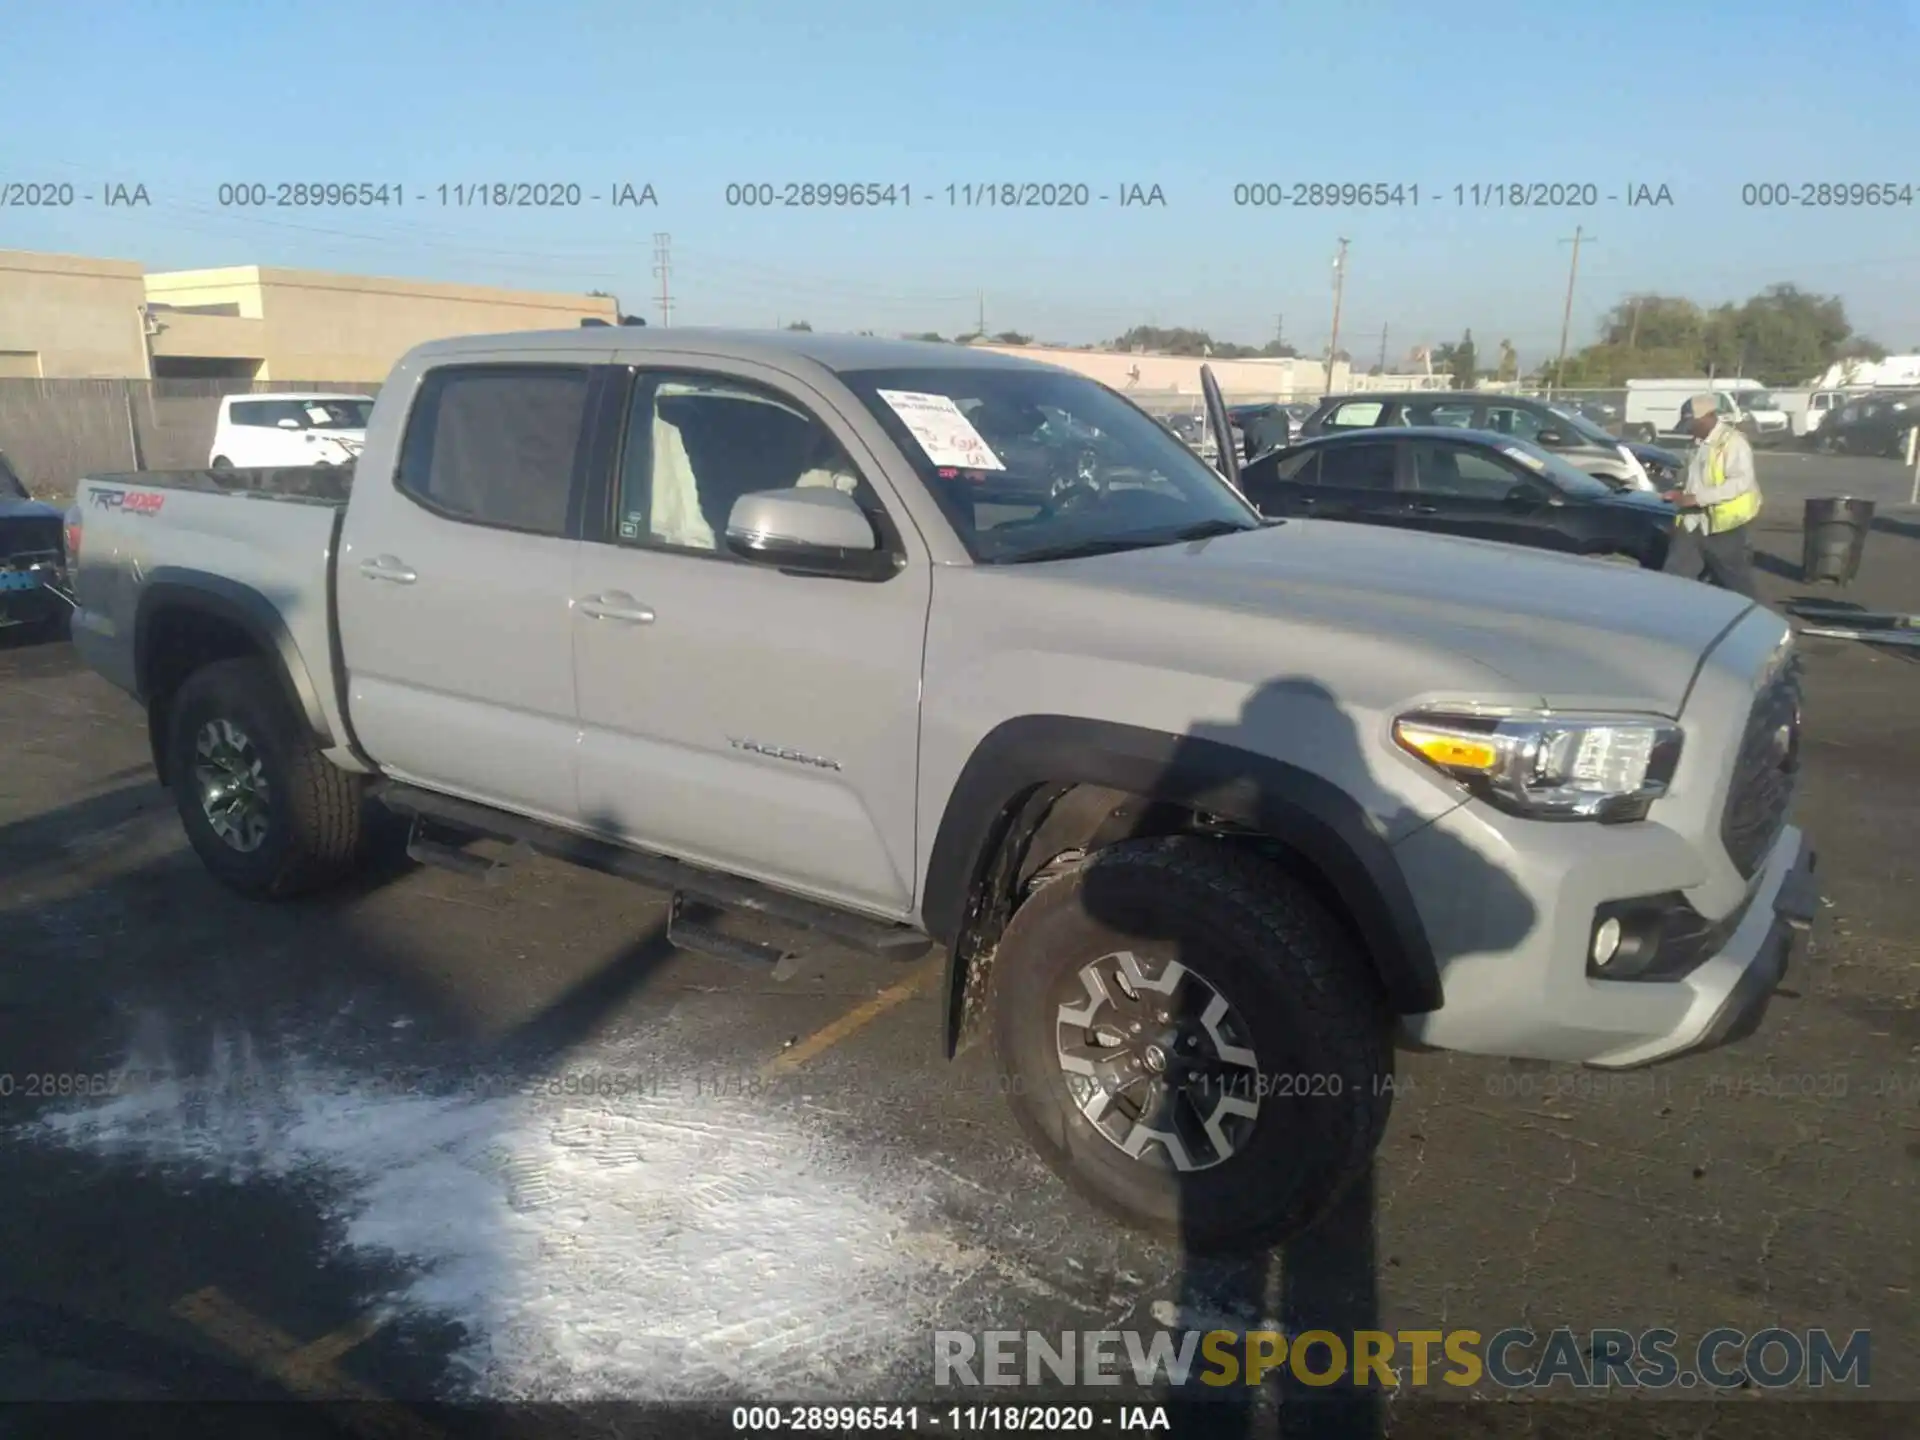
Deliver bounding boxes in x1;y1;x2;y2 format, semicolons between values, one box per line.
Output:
1392;710;1684;821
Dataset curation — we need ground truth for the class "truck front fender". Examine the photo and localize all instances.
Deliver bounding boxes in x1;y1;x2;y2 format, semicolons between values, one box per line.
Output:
923;715;1445;1053
135;570;333;780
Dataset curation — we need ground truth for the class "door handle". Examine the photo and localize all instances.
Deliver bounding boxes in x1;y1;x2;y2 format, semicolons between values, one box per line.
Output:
358;555;417;583
577;592;656;624
1407;504;1439;515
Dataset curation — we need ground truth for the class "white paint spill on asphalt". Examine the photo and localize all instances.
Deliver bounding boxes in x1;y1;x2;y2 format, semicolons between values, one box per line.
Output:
17;1021;957;1402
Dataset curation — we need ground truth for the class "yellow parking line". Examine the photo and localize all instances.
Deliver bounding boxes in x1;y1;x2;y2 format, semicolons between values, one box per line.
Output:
292;1307;390;1368
762;959;939;1073
173;1286;443;1439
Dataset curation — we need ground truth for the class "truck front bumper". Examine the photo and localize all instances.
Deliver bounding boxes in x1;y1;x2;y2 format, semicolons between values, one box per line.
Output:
1393;817;1816;1069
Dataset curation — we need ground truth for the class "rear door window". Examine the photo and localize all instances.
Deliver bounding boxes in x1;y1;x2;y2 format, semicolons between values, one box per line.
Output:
1317;441;1398;490
396;365;592;536
1482;404;1548;440
1325;401;1385;429
1408;441;1523;499
1405;401;1476;428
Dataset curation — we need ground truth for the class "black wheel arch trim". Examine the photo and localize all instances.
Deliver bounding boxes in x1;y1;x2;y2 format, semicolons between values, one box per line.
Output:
923;715;1445;1030
135;568;334;769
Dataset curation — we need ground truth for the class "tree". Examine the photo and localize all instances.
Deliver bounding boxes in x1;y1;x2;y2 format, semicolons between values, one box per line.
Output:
785;320;813;331
1497;339;1519;382
907;332;949;343
1546;282;1882;387
992;330;1032;345
1448;329;1477;389
587;289;642;325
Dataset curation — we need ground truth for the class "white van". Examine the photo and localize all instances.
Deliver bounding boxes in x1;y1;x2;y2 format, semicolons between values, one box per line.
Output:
1773;388;1846;437
1623;377;1788;442
209;393;374;470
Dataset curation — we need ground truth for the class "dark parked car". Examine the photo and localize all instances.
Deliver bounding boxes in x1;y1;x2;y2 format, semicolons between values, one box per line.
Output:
1300;390;1657;492
0;452;69;637
1239;428;1678;568
1814;392;1919;457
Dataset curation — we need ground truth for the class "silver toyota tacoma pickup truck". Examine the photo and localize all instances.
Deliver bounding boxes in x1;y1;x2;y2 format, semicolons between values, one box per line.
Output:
66;329;1817;1251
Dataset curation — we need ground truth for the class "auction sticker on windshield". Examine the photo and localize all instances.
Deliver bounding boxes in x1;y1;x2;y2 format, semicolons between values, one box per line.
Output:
1499;445;1547;472
876;390;1006;471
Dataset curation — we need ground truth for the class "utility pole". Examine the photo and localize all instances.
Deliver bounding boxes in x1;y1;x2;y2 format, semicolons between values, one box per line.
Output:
1549;225;1592;399
1627;297;1642;349
1324;238;1350;398
652;233;673;327
1377;323;1389;374
977;291;986;338
1275;314;1285;349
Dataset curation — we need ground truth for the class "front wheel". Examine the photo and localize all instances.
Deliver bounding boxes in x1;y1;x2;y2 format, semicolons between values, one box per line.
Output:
987;836;1393;1253
166;658;368;898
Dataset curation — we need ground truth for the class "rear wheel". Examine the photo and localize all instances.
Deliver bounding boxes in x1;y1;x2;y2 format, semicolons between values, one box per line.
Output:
987;836;1393;1253
166;658;367;898
210;456;233;472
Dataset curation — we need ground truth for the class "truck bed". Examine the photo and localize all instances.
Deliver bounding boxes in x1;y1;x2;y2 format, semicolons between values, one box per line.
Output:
69;465;353;749
82;464;353;506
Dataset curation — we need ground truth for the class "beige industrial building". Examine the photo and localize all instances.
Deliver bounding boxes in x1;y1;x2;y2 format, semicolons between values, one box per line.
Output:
0;249;617;381
968;343;1342;398
967;342;1442;401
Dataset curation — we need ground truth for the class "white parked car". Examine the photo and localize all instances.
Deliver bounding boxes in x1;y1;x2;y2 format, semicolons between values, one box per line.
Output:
209;393;374;470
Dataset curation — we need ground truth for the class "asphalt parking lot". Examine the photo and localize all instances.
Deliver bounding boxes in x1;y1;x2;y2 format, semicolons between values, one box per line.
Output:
2;452;1916;1439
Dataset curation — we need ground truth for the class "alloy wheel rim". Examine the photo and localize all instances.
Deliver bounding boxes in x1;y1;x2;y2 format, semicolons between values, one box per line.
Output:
1054;950;1262;1172
193;718;272;852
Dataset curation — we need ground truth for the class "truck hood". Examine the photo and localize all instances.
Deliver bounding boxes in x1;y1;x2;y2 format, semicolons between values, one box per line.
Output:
1032;520;1750;716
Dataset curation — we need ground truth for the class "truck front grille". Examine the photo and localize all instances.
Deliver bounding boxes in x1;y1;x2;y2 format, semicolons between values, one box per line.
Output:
1721;659;1802;879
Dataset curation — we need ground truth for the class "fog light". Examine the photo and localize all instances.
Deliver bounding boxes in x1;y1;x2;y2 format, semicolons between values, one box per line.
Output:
1592;917;1623;967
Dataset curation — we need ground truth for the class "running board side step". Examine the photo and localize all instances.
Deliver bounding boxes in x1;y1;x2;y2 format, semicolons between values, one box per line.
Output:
404;815;533;885
667;894;805;979
378;783;933;960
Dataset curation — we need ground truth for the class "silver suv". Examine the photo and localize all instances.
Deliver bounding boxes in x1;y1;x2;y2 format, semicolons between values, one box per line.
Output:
1304;391;1656;491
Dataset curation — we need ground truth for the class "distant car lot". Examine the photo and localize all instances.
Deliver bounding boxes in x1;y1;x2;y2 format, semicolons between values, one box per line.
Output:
0;452;1913;1429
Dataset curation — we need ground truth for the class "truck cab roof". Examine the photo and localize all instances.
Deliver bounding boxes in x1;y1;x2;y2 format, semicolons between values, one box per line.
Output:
400;328;1060;379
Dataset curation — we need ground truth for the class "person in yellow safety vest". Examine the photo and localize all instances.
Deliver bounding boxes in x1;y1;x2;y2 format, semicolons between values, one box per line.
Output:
1660;392;1761;599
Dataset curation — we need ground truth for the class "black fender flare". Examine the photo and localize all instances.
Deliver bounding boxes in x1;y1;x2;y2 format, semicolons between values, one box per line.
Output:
134;570;333;777
922;716;1445;1047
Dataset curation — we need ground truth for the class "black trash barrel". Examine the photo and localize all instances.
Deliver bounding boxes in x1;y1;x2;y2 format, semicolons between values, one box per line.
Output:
1802;497;1875;584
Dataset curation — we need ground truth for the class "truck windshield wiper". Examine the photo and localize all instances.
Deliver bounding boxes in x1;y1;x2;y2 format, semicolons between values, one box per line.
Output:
1168;518;1263;540
1001;518;1261;564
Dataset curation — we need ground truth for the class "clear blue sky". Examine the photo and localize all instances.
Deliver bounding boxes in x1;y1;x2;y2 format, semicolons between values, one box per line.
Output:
5;0;1918;362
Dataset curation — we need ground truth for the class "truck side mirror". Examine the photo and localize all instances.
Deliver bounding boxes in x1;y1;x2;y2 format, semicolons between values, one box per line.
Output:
725;488;895;582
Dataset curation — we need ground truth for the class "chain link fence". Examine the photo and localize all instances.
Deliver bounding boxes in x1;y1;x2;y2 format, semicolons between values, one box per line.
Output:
0;379;382;506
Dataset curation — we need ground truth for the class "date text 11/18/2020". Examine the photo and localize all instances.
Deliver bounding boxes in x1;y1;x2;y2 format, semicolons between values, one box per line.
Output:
1232;182;1675;208
722;183;1168;208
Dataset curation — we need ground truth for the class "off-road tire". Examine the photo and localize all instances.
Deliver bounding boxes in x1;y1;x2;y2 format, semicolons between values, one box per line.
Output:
988;835;1393;1253
167;658;366;899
